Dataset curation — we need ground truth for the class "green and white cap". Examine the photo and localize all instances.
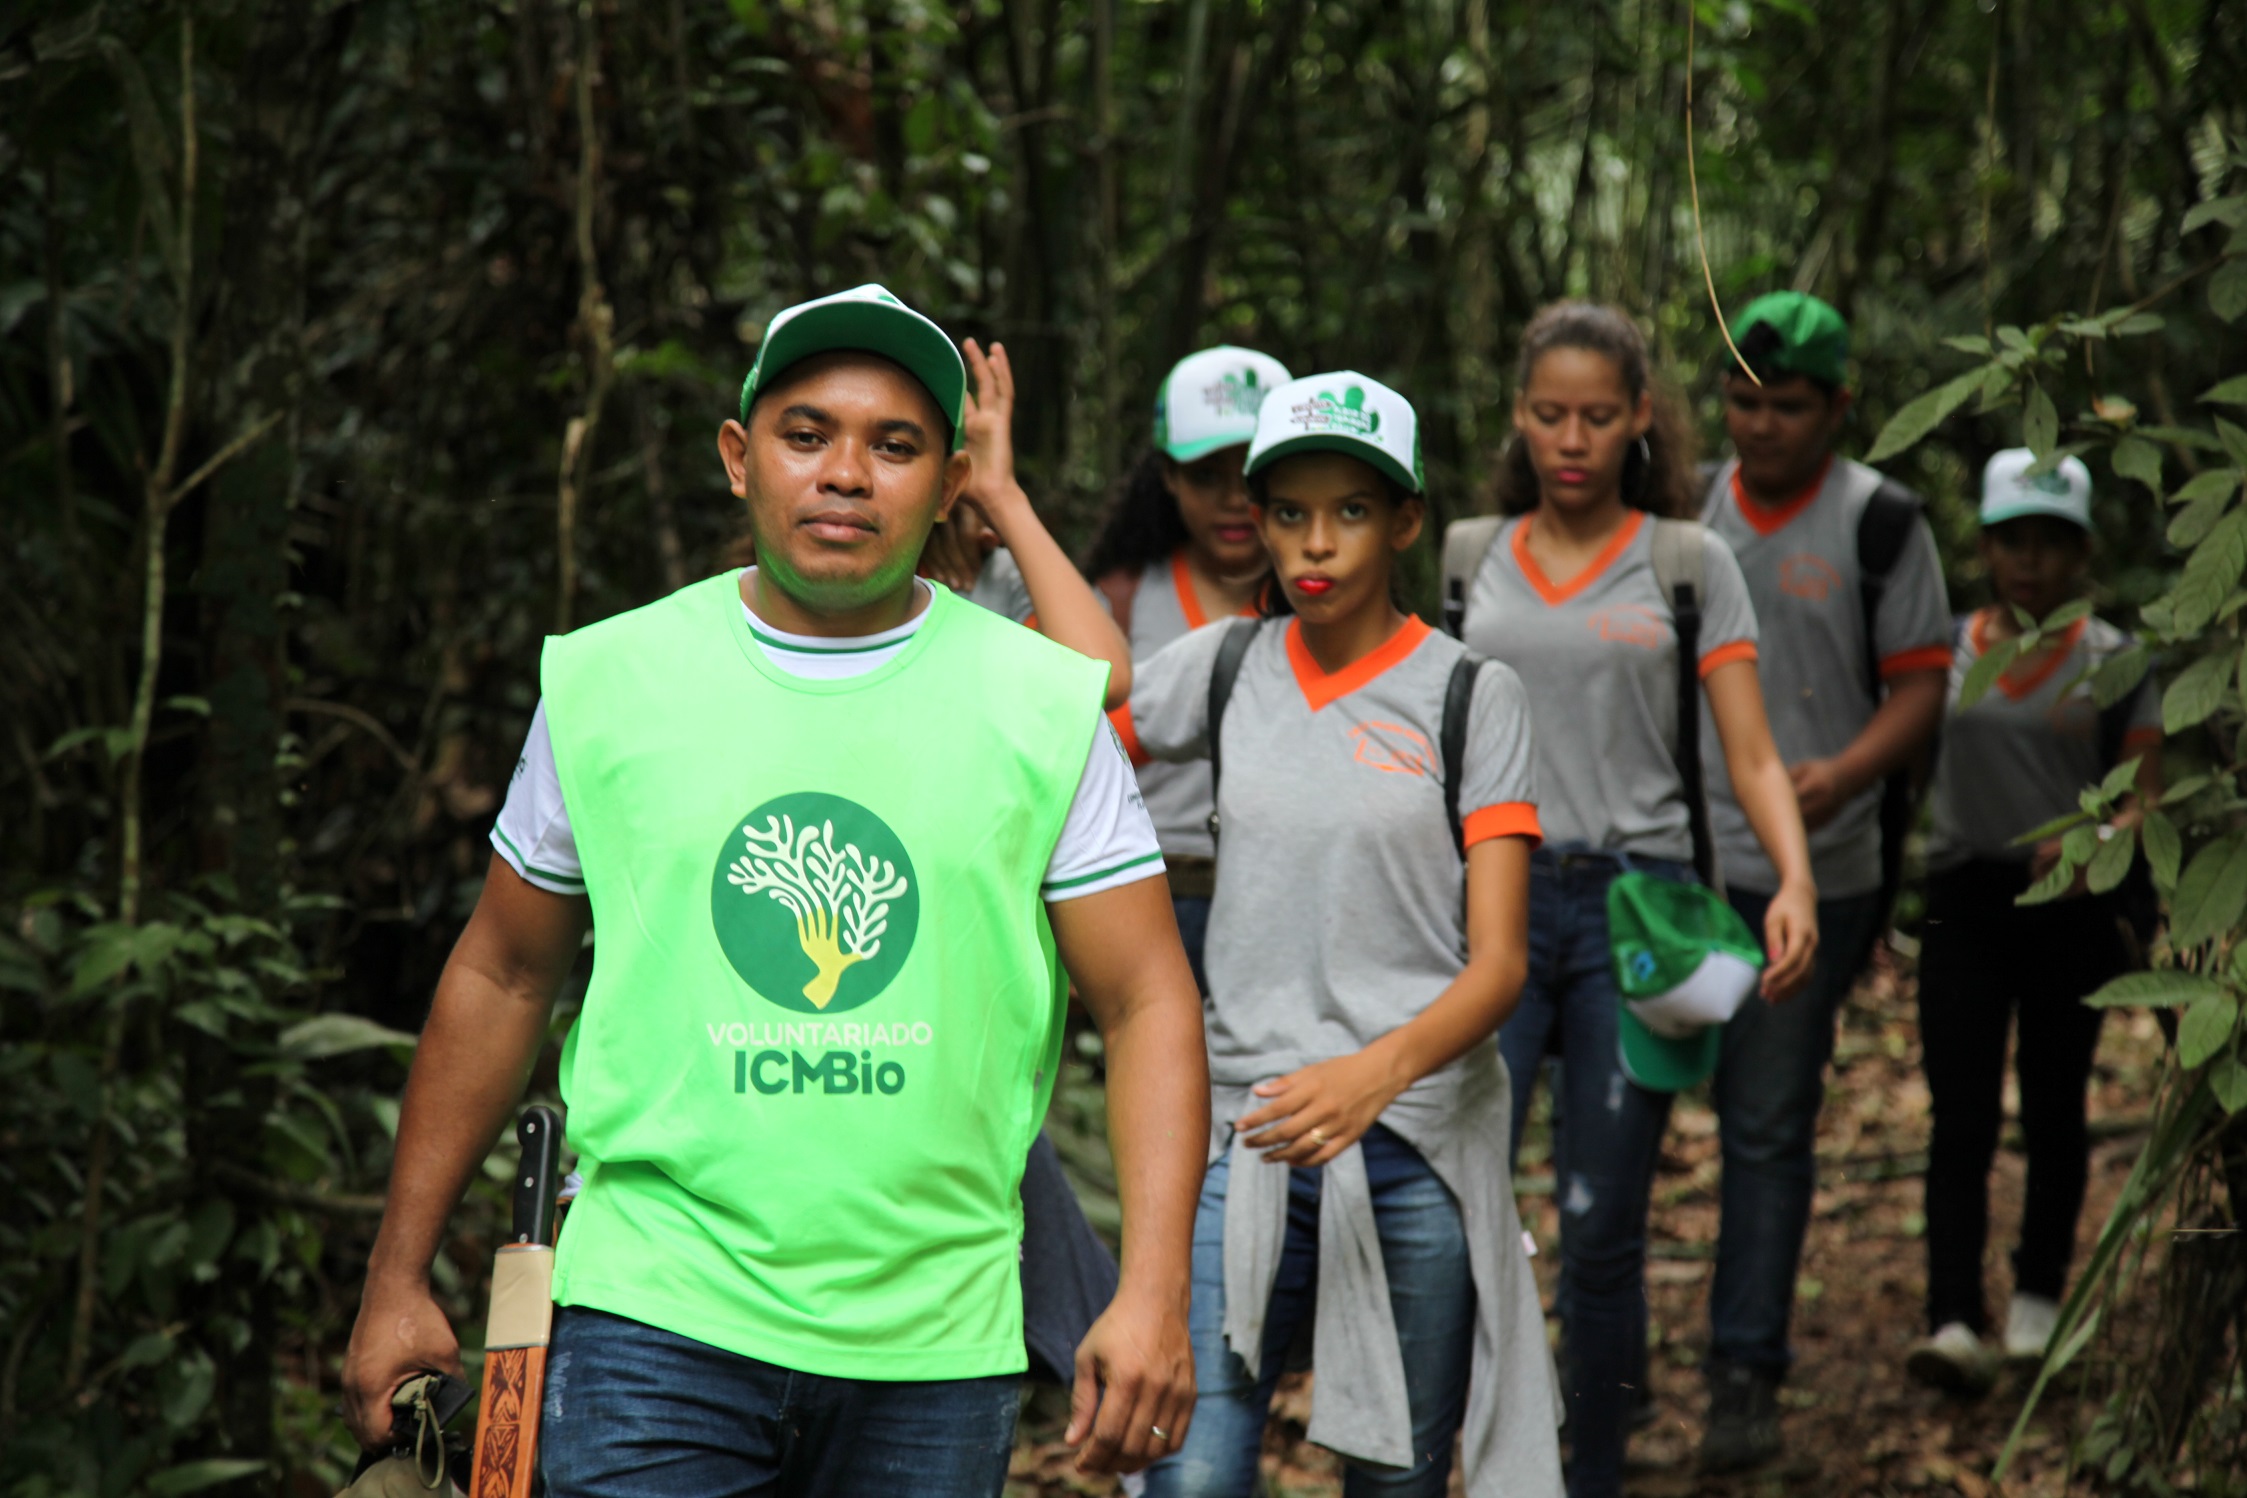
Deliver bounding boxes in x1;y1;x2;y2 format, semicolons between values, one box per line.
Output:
1153;346;1294;462
1980;447;2093;532
1607;872;1765;1092
1244;371;1424;494
738;284;967;450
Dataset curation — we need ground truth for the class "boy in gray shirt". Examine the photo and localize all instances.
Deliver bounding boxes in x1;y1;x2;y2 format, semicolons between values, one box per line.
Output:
1694;293;1950;1471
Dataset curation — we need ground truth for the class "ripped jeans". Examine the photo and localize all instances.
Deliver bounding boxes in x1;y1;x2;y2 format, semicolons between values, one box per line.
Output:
1498;847;1691;1498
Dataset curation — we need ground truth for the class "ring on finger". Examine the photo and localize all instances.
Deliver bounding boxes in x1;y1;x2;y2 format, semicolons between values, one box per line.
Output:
1307;1128;1328;1149
1151;1425;1169;1444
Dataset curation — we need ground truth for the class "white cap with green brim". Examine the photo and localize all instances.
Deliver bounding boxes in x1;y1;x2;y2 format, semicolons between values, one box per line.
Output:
1607;871;1765;1092
738;284;967;451
1153;346;1294;462
1244;371;1424;494
1980;447;2093;531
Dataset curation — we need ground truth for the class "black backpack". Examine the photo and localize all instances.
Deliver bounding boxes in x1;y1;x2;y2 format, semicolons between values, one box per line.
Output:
1202;619;1486;858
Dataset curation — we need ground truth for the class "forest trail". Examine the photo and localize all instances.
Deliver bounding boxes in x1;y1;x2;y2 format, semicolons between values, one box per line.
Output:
1011;955;2171;1496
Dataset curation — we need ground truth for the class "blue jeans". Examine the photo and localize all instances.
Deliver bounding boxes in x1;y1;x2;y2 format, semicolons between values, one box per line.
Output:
1707;888;1882;1374
1499;848;1690;1498
539;1307;1019;1498
1144;1126;1474;1498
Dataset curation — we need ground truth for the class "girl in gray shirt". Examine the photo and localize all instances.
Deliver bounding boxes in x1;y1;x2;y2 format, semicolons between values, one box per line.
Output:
1125;372;1563;1497
1452;303;1817;1497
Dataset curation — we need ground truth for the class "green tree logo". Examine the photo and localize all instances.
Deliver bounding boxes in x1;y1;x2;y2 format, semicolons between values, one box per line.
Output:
708;792;919;1013
1291;385;1381;436
1203;369;1265;416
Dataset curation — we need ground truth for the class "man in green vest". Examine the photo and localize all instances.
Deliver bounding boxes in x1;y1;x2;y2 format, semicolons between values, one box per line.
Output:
341;285;1209;1496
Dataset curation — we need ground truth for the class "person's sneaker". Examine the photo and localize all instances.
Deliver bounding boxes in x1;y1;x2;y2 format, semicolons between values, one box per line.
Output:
1906;1322;1999;1395
1698;1360;1782;1473
2003;1292;2060;1362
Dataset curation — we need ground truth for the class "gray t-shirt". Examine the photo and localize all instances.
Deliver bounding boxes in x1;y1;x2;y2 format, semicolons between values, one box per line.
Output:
966;548;1035;624
1460;511;1757;863
1112;553;1257;860
1126;615;1540;1092
1700;457;1952;896
1926;610;2159;868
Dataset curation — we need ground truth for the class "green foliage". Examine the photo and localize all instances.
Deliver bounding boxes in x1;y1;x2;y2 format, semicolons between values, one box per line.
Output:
3;0;2244;1493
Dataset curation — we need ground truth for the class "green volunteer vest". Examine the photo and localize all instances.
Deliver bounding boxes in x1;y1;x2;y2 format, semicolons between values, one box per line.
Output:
540;573;1105;1379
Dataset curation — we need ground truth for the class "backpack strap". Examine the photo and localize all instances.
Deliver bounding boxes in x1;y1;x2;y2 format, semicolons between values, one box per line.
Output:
1203;618;1259;845
1441;515;1505;638
1856;478;1927;933
1094;568;1141;640
1650;518;1720;892
1855;478;1923;695
1440;653;1484;859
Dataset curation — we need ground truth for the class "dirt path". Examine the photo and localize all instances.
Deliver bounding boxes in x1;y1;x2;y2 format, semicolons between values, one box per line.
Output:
1012;955;2170;1496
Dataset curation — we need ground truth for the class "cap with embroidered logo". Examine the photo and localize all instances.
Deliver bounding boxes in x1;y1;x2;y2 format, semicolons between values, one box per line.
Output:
1244;371;1423;494
1153;346;1294;462
1980;447;2093;531
738;284;967;450
1608;871;1766;1092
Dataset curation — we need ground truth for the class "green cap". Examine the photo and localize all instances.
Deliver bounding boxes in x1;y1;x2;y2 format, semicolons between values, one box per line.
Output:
1731;291;1851;388
737;284;967;450
1607;872;1766;1092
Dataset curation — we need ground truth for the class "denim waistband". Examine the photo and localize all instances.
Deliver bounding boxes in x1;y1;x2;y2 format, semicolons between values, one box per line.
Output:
1531;842;1696;883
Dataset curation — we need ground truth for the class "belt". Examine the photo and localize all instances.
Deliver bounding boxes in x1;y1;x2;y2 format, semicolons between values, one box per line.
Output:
1165;855;1216;900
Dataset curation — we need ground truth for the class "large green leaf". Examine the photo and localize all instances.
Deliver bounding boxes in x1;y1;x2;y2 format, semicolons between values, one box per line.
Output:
2211;1057;2247;1114
2023;383;2058;457
2110;435;2164;492
2161;650;2233;732
2171;832;2247;950
2082;969;2226;1009
2141;810;2182;892
2178;990;2240;1068
2089;644;2151;707
2204;375;2247;406
2171;507;2247;634
1957;633;2022;712
2213;259;2247;325
1866;367;1988;464
278;1013;418;1059
2085;824;2136;894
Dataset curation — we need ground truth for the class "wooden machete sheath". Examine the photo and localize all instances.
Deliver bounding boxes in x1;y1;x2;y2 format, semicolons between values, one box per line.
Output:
468;1106;563;1498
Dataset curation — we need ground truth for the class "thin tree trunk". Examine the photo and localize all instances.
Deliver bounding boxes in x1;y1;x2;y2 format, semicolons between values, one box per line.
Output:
557;0;616;635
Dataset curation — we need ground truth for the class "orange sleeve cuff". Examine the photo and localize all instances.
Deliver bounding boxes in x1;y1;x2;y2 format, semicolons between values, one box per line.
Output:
1698;639;1759;679
1879;643;1953;679
1463;802;1543;849
1109;705;1150;768
1022;612;1040;633
2121;725;2163;753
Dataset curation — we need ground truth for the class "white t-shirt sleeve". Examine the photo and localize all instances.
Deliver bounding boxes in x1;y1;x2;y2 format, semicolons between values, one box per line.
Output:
493;698;1161;903
1043;711;1168;901
489;702;587;895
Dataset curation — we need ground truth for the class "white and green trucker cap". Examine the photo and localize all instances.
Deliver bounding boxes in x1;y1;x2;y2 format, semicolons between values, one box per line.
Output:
738;284;967;450
1244;371;1424;494
1607;872;1765;1092
1153;346;1294;462
1980;447;2093;532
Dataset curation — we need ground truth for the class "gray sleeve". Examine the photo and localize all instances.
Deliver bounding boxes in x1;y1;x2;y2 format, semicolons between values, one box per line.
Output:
1124;622;1231;763
1459;662;1538;835
965;548;1036;625
1698;529;1759;657
1874;519;1954;673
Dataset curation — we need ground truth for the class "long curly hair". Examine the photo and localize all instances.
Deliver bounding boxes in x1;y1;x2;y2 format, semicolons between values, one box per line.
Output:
1081;448;1191;583
1493;301;1699;519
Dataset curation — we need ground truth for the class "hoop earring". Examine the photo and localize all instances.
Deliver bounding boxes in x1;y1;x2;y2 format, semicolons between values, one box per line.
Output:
1637;435;1652;469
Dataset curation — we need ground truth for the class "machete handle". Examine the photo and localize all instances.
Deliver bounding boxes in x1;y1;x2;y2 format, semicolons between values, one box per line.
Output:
512;1105;564;1247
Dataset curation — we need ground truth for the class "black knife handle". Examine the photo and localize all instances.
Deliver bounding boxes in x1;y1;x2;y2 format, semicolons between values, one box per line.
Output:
512;1105;565;1246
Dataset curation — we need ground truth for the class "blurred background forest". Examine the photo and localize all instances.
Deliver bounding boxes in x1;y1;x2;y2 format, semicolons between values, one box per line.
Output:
2;0;2244;1493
